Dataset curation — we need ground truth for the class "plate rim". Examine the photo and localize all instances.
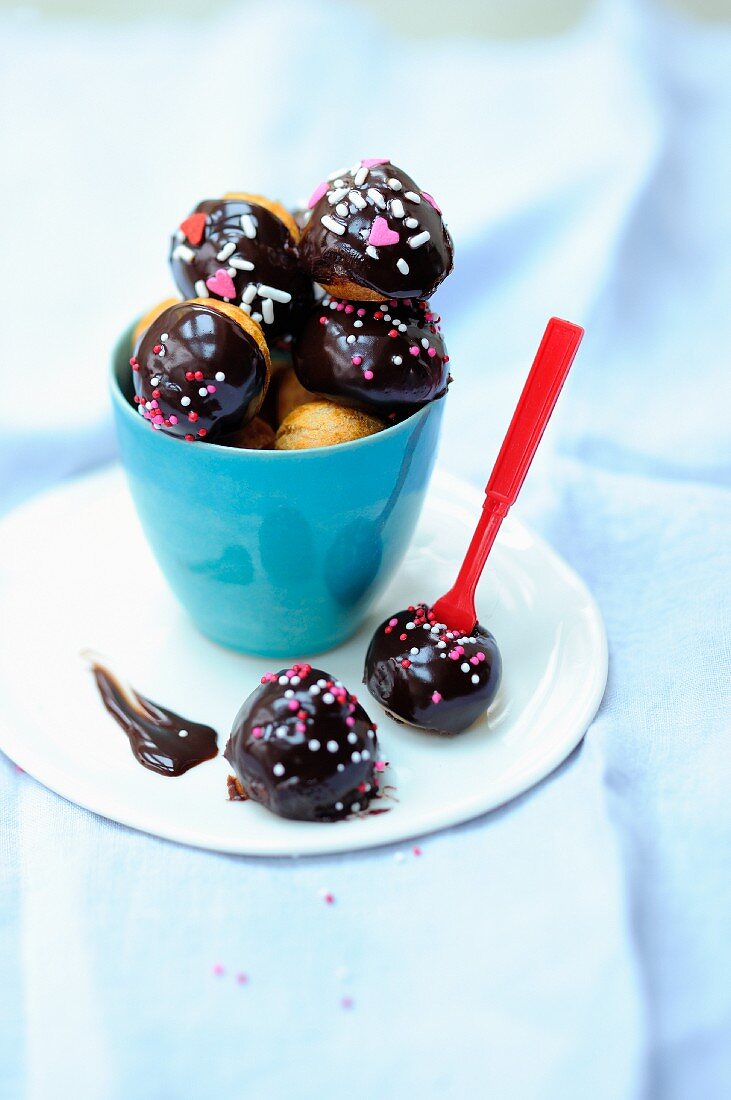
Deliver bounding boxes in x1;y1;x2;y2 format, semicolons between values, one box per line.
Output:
0;464;608;857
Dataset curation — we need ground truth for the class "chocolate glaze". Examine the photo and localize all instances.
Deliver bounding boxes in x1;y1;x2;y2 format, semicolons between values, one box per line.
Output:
300;159;454;300
131;301;268;442
90;661;218;776
364;604;501;735
170;197;313;338
293;295;450;416
224;664;380;822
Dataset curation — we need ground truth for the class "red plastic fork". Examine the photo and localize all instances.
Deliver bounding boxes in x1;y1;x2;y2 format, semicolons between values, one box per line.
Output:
432;317;584;635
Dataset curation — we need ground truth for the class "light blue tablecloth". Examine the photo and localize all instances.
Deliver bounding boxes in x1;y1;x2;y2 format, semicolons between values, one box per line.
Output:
1;2;729;1097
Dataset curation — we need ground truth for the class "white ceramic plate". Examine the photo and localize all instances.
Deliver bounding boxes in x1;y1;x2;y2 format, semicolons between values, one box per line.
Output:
0;466;606;856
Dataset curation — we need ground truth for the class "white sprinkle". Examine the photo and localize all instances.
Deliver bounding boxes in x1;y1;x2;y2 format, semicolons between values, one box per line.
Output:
150;376;160;387
387;178;403;191
309;739;320;751
354;320;363;328
337;763;345;772
194;279;209;297
310;685;321;695
398;323;407;332
347;732;357;744
365;245;379;260
258;284;292;304
366;188;385;209
241;214;257;239
336;202;349;217
160;333;169;341
393;355;403;365
327;740;339;753
440;654;446;659
422;338;430;348
422;623;431;630
383;314;391;321
328;167;349;181
321;215;346;236
353;166;369;186
138;405;145;416
261;299;275;325
251;311;262;322
404;191;421;203
284;689;294;698
172;244;195;263
397;259;410;275
361;750;370;761
346;335;356;345
352;802;361;813
406;622;415;630
329;300;338;310
472;674;480;684
290;676;301;686
409;230;431;250
404;217;419;229
181;396;191;407
277;725;288;736
198;387;208;397
411;647;419;655
349;190;366;209
230;256;255;271
332;178;346;188
215;371;225;382
239;302;252;315
216;241;236;262
390;199;405;218
278;675;288;685
327;187;349;205
273;763;285;777
335;802;344;812
317;679;327;687
322;692;335;705
461;663;470;673
178;729;188;738
351;751;361;763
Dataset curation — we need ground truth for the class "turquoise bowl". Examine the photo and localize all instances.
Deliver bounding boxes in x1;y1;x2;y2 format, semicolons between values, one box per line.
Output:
110;324;444;656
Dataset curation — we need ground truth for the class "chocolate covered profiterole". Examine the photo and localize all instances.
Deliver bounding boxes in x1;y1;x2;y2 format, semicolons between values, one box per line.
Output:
364;604;501;735
170;194;313;338
224;664;380;821
300;159;454;301
131;299;270;442
293;295;449;416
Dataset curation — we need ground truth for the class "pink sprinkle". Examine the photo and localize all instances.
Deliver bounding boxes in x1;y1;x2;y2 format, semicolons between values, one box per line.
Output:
319;316;328;325
477;652;486;662
251;726;263;739
340;995;355;1010
212;964;225;977
288;700;299;711
344;304;354;314
409;346;419;357
431;691;442;704
236;972;249;985
150;399;159;409
337;302;345;311
307;180;329;208
296;722;307;733
470;656;480;665
207;384;216;393
357;308;366;317
360;157;390;167
346;717;355;727
389;618;398;626
427;347;437;358
413;846;422;857
400;633;407;641
363;370;374;380
169;415;178;425
448;651;460;660
375;761;386;772
153;415;164;425
352;355;362;366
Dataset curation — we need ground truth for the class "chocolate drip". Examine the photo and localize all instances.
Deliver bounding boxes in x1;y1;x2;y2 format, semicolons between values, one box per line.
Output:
90;660;218;776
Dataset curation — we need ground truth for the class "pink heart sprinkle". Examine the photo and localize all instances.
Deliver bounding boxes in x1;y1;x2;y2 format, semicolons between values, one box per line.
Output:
205;269;236;298
422;191;442;214
307;180;329;208
368;216;400;248
360;157;390;167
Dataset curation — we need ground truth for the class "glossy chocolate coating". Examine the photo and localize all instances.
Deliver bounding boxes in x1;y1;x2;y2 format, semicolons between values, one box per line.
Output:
364;604;501;735
224;664;380;821
170;197;313;338
293;295;449;416
131;301;268;442
90;661;218;776
300;159;454;299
